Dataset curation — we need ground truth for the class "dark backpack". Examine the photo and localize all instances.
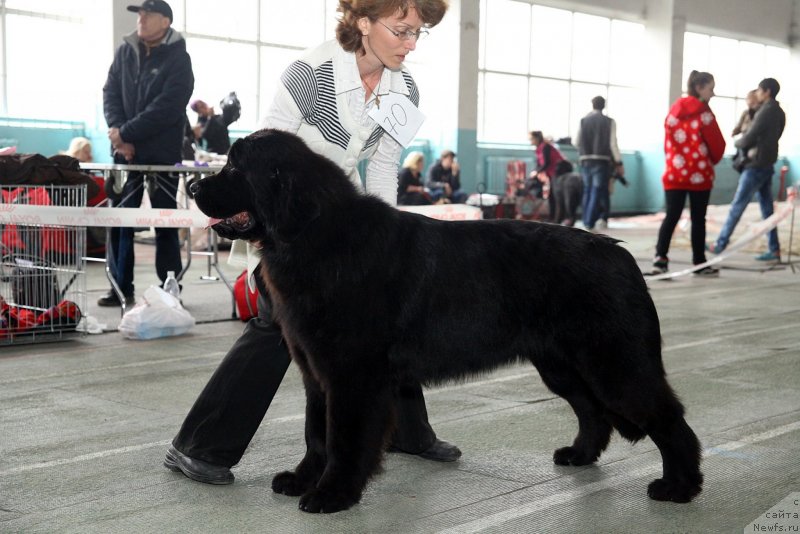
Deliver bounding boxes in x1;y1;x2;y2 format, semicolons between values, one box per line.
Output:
2;254;61;311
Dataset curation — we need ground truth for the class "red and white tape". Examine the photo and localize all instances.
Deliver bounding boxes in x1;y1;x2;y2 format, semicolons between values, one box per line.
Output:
0;204;211;228
0;202;483;228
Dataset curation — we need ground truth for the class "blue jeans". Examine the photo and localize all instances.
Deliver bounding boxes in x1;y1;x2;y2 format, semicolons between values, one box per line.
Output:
580;160;610;228
715;166;779;253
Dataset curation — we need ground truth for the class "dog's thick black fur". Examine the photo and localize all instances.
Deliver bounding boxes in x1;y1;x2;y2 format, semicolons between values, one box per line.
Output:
191;129;703;513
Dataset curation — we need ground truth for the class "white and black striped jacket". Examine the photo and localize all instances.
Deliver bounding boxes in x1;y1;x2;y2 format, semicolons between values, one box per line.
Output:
234;40;421;278
261;39;419;205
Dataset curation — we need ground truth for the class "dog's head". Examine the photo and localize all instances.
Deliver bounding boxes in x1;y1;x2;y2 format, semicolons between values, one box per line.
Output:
192;129;353;243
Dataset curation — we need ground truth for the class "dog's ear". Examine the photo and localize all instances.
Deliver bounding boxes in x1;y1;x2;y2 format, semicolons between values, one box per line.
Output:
253;166;320;242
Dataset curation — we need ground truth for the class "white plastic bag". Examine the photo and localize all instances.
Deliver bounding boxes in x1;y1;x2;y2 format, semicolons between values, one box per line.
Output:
118;286;195;340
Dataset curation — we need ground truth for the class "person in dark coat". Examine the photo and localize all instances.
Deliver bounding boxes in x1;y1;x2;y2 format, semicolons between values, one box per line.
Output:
190;98;235;155
397;151;431;205
99;0;194;306
426;150;468;203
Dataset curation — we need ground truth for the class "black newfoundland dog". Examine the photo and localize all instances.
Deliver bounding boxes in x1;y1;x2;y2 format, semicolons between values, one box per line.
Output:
190;129;702;513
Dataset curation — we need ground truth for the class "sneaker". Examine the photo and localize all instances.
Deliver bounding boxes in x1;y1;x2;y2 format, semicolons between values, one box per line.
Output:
706;242;724;254
693;266;720;277
596;220;608;230
644;256;669;276
97;291;134;307
755;250;780;262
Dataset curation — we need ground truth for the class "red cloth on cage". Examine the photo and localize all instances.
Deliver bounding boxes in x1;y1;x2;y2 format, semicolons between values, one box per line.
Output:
505;160;526;198
1;186;76;256
0;298;82;339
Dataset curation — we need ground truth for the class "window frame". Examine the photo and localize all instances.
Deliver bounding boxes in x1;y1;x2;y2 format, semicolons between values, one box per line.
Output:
478;0;645;148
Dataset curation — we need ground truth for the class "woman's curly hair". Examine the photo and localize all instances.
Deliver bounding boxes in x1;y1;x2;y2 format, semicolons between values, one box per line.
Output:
336;0;448;54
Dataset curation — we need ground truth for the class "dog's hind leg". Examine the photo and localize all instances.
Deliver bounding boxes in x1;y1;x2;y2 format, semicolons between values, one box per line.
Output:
272;372;328;497
646;414;703;502
536;364;612;466
298;375;395;514
599;380;703;502
629;385;703;503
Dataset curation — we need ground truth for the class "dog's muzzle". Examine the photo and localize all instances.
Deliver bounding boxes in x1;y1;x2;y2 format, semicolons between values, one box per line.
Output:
209;211;256;232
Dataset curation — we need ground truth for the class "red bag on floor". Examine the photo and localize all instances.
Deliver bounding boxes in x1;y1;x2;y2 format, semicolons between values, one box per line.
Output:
234;270;258;321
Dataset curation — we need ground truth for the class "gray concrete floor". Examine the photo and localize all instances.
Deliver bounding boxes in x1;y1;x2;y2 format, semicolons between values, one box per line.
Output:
1;210;799;533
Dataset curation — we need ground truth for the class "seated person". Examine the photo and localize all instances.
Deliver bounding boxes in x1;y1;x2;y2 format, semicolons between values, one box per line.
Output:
397;151;431;206
62;136;93;163
426;150;468;204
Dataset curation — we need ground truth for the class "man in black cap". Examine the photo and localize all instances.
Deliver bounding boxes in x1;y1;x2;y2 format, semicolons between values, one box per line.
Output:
100;0;194;306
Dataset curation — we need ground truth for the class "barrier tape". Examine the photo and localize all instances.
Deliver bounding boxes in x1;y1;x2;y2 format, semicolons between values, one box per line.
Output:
645;187;797;281
0;204;211;228
0;202;484;229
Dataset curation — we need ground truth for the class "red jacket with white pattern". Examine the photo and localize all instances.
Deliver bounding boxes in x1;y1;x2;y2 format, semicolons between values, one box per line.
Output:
662;96;726;191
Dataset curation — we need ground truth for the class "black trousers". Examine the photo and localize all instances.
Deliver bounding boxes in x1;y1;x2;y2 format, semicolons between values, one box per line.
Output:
109;172;182;296
172;267;437;467
655;189;711;265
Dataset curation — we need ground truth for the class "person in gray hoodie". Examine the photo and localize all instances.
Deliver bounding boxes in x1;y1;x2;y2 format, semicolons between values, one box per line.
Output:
708;77;786;262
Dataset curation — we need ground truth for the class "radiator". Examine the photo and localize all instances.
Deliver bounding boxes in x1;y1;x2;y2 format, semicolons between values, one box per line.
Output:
483;156;536;195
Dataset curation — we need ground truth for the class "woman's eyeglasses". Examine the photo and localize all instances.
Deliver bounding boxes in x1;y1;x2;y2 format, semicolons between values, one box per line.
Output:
377;20;428;42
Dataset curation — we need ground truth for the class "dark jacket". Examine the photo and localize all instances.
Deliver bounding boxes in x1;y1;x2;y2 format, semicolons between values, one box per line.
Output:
578;111;616;163
0;154;100;197
426;160;461;191
103;29;194;165
735;99;785;169
397;168;430;205
200;115;231;155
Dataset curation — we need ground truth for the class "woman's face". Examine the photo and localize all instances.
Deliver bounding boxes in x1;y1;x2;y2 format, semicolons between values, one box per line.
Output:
696;81;715;102
79;145;93;163
416;158;425;172
361;7;424;70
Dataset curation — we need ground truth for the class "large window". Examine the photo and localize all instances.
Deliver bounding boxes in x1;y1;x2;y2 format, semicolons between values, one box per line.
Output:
682;32;790;150
2;1;111;124
1;0;451;144
0;1;340;131
478;1;645;147
181;0;339;132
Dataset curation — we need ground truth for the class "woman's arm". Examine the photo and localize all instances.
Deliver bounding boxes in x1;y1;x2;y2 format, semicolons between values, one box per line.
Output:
365;134;403;206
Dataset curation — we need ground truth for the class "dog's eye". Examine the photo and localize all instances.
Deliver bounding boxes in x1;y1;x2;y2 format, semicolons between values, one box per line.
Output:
227;166;245;179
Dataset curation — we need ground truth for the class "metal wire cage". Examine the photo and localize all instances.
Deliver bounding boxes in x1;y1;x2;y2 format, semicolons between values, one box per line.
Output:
1;184;87;345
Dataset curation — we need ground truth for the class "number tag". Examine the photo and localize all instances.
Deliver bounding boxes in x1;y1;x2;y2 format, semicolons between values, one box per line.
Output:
368;92;425;148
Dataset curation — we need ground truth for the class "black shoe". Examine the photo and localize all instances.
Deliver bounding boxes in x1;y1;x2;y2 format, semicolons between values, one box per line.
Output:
97;291;134;307
164;445;234;485
418;439;462;462
693;265;720;277
389;439;462;462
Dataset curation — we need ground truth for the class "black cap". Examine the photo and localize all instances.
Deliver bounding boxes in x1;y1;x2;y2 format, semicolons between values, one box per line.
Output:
127;0;173;23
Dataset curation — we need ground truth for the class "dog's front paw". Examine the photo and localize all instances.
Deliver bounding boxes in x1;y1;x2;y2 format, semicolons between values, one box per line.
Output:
299;488;359;514
553;446;599;466
271;470;313;497
647;478;702;503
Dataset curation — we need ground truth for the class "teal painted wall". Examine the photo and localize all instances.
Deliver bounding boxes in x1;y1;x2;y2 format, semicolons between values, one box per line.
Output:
2;119;797;213
0;119;87;159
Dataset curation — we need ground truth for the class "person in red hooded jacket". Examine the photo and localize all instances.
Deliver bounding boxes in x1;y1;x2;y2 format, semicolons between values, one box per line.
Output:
648;70;726;277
